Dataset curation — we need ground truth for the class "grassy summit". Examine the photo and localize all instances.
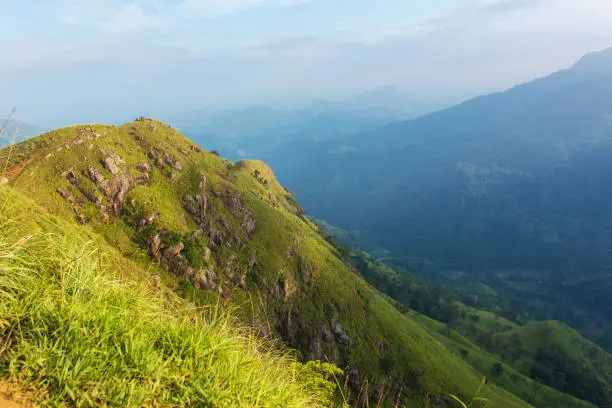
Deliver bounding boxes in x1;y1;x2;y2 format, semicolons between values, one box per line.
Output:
1;118;532;407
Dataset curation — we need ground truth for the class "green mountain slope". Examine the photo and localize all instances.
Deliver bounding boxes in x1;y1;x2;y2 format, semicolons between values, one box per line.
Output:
0;187;339;407
268;47;612;350
492;321;612;407
344;248;603;408
0;118;530;407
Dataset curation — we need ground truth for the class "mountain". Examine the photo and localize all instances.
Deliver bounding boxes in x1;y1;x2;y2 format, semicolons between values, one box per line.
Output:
0;119;541;407
174;94;412;161
0;119;45;147
271;47;612;349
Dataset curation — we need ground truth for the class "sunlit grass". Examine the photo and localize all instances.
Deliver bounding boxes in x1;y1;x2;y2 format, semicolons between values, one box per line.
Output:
0;191;337;407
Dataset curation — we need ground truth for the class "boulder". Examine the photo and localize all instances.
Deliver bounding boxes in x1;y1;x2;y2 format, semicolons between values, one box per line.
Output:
102;156;120;175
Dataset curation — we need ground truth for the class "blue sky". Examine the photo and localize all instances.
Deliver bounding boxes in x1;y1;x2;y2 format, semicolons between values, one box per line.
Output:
2;0;612;126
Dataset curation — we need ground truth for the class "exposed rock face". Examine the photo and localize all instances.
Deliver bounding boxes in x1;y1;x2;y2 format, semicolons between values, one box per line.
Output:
165;252;194;280
149;234;163;264
165;155;183;172
102;154;125;175
183;174;208;222
87;167;105;185
281;279;297;302
248;252;258;270
203;247;212;262
242;214;257;238
64;169;79;185
102;157;119;175
56;187;74;204
101;174;148;216
194;268;218;291
163;241;184;258
300;261;315;284
183;195;207;221
135;162;151;173
330;312;352;345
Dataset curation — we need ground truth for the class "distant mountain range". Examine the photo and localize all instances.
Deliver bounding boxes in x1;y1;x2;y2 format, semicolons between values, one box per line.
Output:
269;47;612;349
173;87;436;161
0;119;45;147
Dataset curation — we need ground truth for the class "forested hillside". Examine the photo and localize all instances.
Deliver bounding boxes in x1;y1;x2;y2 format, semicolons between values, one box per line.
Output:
270;47;612;351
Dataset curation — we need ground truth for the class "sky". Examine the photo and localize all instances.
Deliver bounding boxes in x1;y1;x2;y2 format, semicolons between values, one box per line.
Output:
1;0;612;127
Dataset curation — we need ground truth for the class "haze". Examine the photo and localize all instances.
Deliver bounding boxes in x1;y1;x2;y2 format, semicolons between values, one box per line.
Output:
2;0;612;126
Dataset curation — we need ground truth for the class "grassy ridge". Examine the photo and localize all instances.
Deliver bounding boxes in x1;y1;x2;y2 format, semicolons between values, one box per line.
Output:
0;187;339;407
0;120;532;406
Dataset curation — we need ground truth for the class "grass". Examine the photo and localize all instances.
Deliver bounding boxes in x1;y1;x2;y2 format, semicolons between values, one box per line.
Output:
409;312;595;408
1;119;537;407
0;187;339;407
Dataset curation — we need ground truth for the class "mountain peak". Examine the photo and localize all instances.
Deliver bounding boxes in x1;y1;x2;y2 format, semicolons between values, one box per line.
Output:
571;46;612;75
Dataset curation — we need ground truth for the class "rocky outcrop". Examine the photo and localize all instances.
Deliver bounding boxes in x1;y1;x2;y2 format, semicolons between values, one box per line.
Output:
281;279;297;302
87;167;105;186
135;162;151;173
163;242;184;258
299;261;315;284
103;174;148;216
147;148;183;177
56;187;75;204
183;174;210;226
64;169;79;185
101;153;126;175
203;247;212;262
149;234;163;263
194;268;219;291
330;312;352;345
165;155;183;172
242;214;257;239
147;150;165;168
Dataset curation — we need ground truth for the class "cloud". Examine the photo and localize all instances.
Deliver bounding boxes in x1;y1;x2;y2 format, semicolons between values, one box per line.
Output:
477;0;542;13
2;0;612;126
174;0;311;18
